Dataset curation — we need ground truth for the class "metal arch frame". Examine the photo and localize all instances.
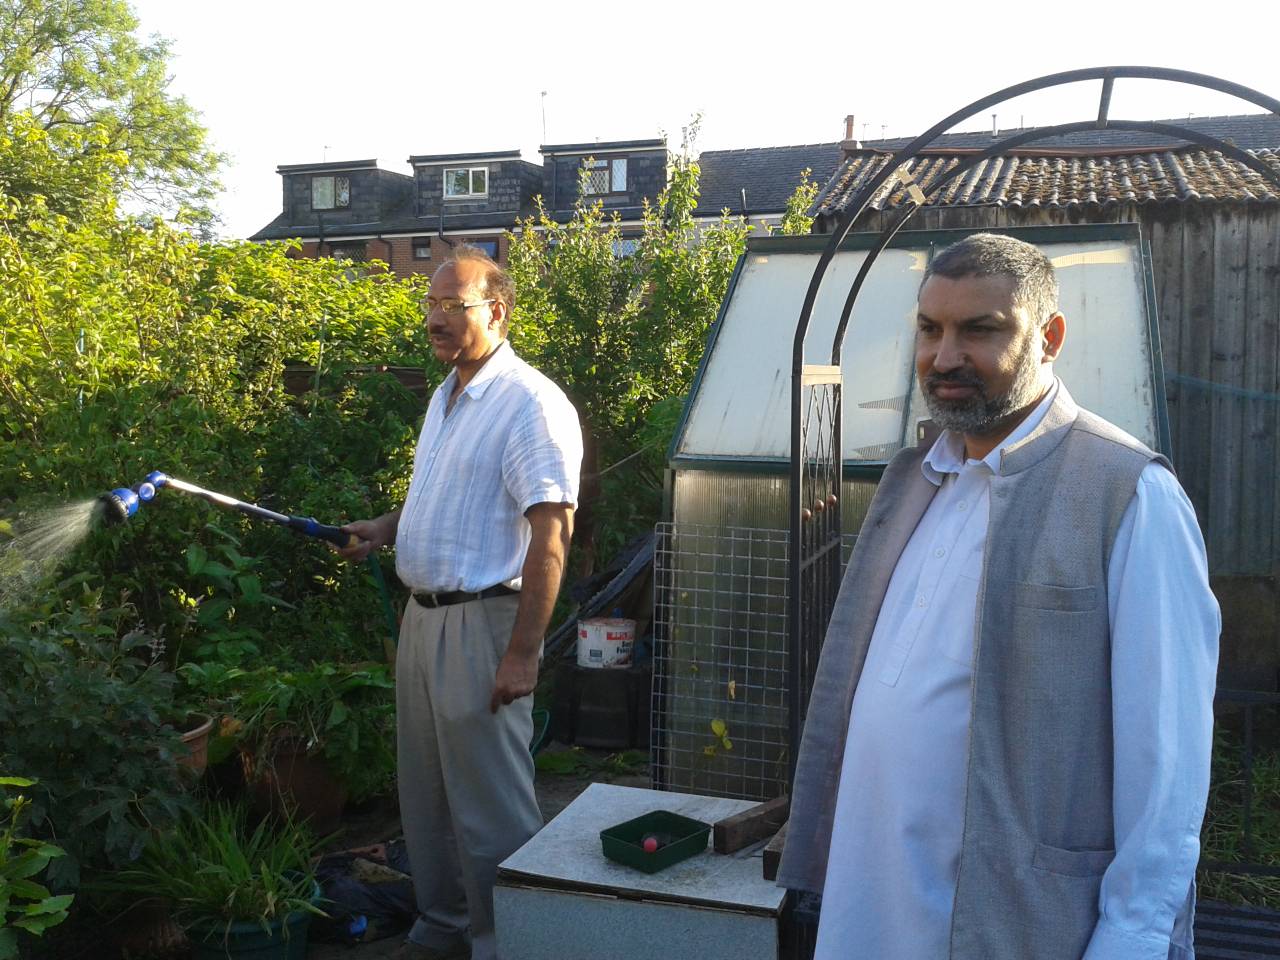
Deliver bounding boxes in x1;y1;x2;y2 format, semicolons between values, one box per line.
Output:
786;66;1280;787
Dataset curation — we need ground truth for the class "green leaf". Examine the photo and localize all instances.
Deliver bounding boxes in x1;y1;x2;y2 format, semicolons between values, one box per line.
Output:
196;597;233;626
236;574;262;603
5;878;51;900
186;543;208;576
21;894;74;916
0;777;35;788
710;718;727;737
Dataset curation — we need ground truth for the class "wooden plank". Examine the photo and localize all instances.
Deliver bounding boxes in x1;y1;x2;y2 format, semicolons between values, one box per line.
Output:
1241;208;1279;574
1179;209;1217;566
713;794;790;855
762;819;788;882
1142;211;1183;462
1209;210;1248;572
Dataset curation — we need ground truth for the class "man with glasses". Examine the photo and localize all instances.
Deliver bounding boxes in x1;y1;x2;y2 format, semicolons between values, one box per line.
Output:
339;245;581;960
779;233;1219;959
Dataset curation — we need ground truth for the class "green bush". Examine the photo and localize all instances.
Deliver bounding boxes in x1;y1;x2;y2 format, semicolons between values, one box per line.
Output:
0;584;190;889
0;778;74;960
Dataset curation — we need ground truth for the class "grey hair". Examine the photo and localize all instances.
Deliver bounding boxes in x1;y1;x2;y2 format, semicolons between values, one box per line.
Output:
442;244;516;335
921;233;1059;325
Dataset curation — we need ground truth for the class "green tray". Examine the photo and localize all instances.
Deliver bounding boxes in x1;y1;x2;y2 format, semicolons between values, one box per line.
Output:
600;809;711;873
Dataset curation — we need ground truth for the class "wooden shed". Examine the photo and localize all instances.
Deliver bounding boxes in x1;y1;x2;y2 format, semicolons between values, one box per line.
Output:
810;114;1280;683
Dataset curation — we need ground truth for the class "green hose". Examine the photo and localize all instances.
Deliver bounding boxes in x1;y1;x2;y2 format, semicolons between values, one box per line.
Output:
365;554;400;657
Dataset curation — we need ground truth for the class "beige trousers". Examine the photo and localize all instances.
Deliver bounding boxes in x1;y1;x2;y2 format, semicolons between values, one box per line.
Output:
397;594;541;960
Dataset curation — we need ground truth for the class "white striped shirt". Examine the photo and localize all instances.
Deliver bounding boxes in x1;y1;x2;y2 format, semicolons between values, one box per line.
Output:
395;341;582;593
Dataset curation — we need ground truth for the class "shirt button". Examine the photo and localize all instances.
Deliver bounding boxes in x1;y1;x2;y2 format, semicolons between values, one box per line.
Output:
934;547;946;558
957;500;967;511
916;596;927;608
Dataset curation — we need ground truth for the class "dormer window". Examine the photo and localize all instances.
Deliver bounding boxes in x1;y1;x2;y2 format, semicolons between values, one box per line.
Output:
311;175;350;210
583;157;627;195
444;167;488;199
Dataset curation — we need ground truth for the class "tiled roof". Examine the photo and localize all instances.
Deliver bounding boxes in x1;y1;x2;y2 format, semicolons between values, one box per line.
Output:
696;142;841;217
816;147;1280;216
848;113;1280;152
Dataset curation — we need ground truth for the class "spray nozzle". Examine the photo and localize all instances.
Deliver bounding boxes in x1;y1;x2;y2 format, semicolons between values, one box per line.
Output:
100;487;139;524
99;470;168;525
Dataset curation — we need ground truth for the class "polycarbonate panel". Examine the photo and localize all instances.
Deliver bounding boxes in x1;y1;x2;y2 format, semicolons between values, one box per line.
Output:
678;233;1160;463
671;470;878;536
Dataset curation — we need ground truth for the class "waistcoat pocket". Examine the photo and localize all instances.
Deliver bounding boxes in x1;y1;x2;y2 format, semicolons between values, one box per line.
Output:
1002;580;1100;612
1032;842;1115;877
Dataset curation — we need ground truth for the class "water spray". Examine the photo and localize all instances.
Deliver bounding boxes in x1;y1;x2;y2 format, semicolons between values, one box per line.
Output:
99;471;360;549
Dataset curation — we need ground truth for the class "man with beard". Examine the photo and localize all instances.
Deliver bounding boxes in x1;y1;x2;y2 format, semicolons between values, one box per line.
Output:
778;233;1219;960
339;246;581;960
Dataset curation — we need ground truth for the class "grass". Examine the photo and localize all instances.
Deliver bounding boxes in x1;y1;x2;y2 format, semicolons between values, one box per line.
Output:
534;746;647;778
1198;711;1280;908
97;800;324;936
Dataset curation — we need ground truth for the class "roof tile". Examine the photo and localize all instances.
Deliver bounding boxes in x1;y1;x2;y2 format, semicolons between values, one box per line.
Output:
816;147;1280;216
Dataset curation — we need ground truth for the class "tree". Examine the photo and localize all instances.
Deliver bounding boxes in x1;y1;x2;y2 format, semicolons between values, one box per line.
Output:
506;125;764;569
777;167;819;236
0;0;222;225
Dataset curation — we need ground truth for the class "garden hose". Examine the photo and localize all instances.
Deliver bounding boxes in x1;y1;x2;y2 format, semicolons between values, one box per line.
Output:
365;553;400;659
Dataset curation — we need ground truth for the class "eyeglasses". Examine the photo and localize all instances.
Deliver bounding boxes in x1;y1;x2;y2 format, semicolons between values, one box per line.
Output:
423;297;496;315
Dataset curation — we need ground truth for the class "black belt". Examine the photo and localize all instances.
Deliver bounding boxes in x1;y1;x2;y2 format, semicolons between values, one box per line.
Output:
412;584;518;609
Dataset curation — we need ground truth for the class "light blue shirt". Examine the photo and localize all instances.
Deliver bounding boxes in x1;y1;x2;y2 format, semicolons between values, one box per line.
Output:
395;341;582;593
815;382;1219;960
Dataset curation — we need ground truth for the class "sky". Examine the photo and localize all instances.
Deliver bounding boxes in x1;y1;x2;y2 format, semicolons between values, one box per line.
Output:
126;0;1280;240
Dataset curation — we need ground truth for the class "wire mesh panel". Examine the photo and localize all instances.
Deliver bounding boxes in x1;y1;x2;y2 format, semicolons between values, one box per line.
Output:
651;522;856;801
788;371;844;783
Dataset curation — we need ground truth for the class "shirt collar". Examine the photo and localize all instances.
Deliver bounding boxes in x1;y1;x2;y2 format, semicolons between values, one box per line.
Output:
440;340;516;402
921;379;1060;485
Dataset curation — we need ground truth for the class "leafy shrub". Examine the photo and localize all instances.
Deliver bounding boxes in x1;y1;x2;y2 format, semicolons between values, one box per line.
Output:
0;777;74;959
0;583;190;889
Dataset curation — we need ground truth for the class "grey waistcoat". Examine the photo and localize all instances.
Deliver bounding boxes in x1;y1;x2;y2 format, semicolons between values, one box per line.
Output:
777;388;1193;959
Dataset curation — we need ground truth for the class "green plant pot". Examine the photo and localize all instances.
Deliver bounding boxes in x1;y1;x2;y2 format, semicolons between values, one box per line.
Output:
187;906;315;960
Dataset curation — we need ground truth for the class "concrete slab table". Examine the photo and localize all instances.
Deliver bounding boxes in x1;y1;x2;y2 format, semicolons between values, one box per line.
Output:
495;782;787;960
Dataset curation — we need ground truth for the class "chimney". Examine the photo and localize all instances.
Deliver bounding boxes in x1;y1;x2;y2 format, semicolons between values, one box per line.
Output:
844;114;856;140
991;113;998;138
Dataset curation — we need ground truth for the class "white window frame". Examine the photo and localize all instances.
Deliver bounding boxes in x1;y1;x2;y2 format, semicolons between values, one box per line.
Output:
311;175;350;210
443;167;489;199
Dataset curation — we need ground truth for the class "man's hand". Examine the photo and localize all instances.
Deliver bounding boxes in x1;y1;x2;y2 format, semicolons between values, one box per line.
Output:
335;510;401;562
488;501;573;713
489;648;540;713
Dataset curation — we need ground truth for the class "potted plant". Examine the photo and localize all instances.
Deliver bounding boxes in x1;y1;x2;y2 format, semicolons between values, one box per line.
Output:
227;661;395;834
101;800;324;960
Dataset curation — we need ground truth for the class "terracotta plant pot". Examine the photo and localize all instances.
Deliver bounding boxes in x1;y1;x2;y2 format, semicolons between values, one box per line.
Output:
179;715;216;776
242;739;347;837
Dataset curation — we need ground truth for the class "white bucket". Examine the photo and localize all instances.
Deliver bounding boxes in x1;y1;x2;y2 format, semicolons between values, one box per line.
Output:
577;618;635;668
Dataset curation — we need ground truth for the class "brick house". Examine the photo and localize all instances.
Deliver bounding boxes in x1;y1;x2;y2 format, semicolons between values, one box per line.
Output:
249;137;842;272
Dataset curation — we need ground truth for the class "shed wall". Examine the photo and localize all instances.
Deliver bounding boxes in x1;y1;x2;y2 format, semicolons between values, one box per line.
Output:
848;204;1280;577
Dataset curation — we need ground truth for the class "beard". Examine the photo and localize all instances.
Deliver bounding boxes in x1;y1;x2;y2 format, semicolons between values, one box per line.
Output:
922;332;1046;437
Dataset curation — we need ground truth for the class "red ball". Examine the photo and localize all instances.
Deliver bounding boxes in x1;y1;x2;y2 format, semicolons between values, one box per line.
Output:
642;836;659;854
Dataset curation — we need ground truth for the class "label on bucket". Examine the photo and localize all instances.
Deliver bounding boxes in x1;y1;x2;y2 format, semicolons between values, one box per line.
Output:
577;617;635;668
